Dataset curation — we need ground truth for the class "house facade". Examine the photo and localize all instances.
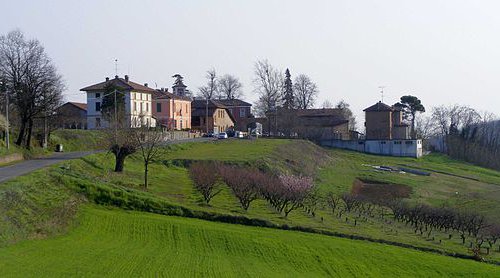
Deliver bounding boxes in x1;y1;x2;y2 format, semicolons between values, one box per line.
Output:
364;101;410;140
152;89;191;130
265;108;351;140
215;99;253;131
80;75;156;129
56;102;87;129
191;99;235;133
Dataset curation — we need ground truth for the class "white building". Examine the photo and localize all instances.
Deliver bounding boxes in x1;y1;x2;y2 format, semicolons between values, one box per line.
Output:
321;139;423;158
81;75;156;129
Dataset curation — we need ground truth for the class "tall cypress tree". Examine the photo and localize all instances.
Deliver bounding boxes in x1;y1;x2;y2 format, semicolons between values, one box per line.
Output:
283;68;294;109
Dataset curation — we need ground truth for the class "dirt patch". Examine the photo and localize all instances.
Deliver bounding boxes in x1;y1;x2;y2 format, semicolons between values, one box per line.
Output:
351;178;412;202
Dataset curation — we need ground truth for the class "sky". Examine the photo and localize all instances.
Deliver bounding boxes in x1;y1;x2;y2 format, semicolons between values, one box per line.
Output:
1;0;499;123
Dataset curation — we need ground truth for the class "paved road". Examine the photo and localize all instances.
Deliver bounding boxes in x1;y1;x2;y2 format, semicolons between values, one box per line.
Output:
0;151;100;183
0;137;213;184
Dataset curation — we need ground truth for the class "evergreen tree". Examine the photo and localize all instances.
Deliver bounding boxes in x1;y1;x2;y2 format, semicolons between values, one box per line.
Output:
282;68;294;109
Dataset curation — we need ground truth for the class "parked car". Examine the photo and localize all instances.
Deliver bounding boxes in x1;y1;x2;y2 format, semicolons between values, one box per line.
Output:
203;132;215;137
218;132;228;139
250;130;262;137
235;131;245;138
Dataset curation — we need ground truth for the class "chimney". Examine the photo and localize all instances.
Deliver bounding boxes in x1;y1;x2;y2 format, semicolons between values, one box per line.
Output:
124;75;129;82
105;77;109;82
115;75;119;79
144;83;148;87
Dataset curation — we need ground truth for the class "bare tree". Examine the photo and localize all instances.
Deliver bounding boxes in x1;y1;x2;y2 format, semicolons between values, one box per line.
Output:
217;74;243;100
0;30;64;149
326;192;342;214
189;161;222;204
133;118;164;188
415;114;435;140
294;74;318;109
253;60;283;117
197;69;218;100
321;100;333;109
107;126;137;173
219;165;260;211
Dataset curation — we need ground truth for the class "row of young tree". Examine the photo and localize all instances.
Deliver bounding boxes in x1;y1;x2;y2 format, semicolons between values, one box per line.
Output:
0;30;64;149
326;191;500;257
189;161;315;216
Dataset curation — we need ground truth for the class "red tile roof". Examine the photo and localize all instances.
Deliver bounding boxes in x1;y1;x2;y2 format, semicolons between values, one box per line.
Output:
68;102;87;111
152;90;191;101
363;101;394;112
80;76;156;93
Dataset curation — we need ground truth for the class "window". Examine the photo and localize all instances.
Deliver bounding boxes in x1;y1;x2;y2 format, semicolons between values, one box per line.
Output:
95;93;100;98
157;103;162;112
240;108;246;117
405;141;413;145
96;117;101;128
140;103;143;112
131;93;135;100
95;102;101;112
146;103;149;112
134;102;137;112
381;141;386;144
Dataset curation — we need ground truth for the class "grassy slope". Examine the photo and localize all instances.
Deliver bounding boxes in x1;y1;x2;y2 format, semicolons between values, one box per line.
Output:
318;149;500;221
0;205;497;277
36;139;498;263
1;138;500;273
0;168;80;247
48;129;106;152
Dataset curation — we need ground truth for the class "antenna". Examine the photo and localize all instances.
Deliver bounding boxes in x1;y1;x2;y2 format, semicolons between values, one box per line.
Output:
378;86;386;102
114;59;118;76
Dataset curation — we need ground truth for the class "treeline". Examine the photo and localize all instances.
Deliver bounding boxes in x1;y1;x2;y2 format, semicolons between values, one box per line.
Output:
418;104;500;170
0;30;64;149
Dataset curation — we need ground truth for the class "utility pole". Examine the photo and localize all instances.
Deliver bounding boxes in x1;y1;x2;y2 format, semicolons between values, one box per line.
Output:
1;81;9;149
114;89;118;143
205;98;209;134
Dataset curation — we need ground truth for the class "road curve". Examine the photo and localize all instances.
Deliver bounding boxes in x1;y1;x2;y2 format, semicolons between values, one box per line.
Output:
0;137;213;184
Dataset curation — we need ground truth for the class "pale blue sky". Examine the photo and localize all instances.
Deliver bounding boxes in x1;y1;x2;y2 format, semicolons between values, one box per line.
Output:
2;0;499;121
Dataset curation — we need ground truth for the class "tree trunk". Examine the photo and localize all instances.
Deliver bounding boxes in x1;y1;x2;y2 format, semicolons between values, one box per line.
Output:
411;112;416;139
144;162;148;188
26;118;34;149
16;119;26;146
114;151;126;172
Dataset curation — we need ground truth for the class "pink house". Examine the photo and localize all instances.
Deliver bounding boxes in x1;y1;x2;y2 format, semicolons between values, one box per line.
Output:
152;89;192;130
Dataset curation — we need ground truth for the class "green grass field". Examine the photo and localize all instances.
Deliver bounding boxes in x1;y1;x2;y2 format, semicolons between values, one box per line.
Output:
1;138;499;275
317;149;500;221
13;138;496;262
0;205;497;277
